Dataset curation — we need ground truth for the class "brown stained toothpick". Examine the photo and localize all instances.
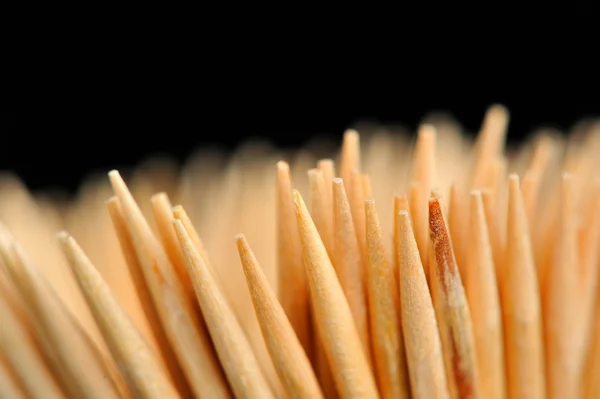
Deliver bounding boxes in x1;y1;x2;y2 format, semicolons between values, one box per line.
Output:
428;198;481;399
396;211;449;399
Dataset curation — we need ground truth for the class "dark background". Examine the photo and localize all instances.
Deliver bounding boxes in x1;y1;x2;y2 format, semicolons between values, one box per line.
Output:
2;97;597;195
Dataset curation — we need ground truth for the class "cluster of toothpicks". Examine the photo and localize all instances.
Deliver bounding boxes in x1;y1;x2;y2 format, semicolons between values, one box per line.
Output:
0;105;599;399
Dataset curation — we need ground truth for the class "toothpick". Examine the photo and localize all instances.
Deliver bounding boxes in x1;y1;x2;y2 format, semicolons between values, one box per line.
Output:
365;199;410;399
428;198;481;399
174;220;273;399
57;232;179;399
396;211;449;399
465;191;506;399
106;197;191;397
293;190;380;399
236;234;323;399
504;175;545;399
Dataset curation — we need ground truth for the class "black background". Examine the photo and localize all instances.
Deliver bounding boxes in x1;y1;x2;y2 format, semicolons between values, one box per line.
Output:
2;95;598;195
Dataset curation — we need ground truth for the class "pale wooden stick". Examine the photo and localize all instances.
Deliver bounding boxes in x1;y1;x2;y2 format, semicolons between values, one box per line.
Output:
57;232;179;399
308;168;340;398
410;124;436;199
465;191;506;399
543;174;582;399
0;355;27;399
365;199;410;399
172;204;222;286
409;125;436;275
0;239;125;399
396;210;449;399
584;284;600;399
151;192;197;307
309;168;334;257
0;293;66;399
392;194;409;284
0;259;78;397
318;158;336;204
521;171;540;229
579;184;600;359
481;190;505;291
108;170;231;399
349;169;368;266
107;197;191;397
174;204;286;398
293;190;380;399
504;175;546;399
471;105;508;189
408;182;428;282
332;178;372;363
428;198;481;399
173;220;274;399
340;129;361;192
236;234;324;399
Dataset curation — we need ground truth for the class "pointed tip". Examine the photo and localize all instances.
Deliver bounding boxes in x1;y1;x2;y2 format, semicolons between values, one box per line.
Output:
151;192;168;202
418;124;437;138
234;233;245;242
276;160;289;169
488;103;509;118
105;196;118;206
172;204;184;218
292;189;301;203
344;128;359;137
55;230;70;243
108;170;120;179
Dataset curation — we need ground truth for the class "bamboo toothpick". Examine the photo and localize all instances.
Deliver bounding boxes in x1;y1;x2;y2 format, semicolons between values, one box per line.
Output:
57;232;177;399
0;292;65;399
236;234;323;399
332;178;371;363
464;191;505;399
428;198;481;399
275;161;312;359
293;190;380;399
174;220;273;399
106;197;191;396
504;175;546;399
396;210;449;398
365;199;410;399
